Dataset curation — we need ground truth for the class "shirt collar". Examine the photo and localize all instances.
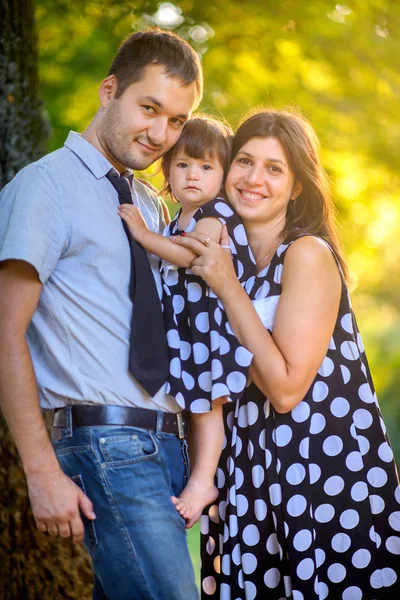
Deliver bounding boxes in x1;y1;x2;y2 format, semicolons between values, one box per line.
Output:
64;131;134;180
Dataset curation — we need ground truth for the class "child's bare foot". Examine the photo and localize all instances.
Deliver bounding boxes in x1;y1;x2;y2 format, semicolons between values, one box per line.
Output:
171;479;218;528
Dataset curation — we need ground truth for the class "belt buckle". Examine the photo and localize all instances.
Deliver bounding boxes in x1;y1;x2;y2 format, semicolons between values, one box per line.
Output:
177;411;185;439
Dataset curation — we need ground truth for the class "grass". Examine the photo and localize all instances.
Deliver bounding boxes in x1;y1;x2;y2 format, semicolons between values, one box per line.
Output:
187;522;201;590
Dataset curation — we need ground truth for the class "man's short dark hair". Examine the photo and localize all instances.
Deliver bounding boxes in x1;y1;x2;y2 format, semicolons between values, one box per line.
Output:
108;28;203;107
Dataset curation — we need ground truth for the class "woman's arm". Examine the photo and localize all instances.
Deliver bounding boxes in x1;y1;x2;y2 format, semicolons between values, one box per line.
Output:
119;204;222;268
171;233;341;413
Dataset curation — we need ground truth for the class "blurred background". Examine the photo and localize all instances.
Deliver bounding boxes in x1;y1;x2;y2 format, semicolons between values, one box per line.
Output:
1;0;400;597
36;0;400;451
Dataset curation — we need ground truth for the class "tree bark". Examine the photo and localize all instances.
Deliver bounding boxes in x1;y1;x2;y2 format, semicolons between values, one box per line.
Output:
0;0;48;187
0;414;93;599
0;1;93;597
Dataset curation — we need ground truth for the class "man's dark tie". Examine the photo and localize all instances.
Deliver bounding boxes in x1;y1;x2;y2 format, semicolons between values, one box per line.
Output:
106;172;169;397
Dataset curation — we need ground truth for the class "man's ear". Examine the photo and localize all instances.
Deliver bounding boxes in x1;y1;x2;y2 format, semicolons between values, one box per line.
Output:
99;75;117;108
291;181;303;200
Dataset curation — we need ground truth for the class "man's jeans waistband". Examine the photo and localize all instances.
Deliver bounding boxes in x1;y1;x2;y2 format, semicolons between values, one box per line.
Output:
51;405;190;440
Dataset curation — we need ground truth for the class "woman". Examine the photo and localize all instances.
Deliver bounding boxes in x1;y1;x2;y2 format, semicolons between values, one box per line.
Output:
173;110;400;599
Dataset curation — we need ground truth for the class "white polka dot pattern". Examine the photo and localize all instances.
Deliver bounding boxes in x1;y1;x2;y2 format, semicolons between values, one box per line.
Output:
201;235;400;599
162;198;256;413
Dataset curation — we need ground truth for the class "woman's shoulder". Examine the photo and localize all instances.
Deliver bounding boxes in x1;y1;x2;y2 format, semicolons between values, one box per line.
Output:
284;234;336;263
283;234;341;283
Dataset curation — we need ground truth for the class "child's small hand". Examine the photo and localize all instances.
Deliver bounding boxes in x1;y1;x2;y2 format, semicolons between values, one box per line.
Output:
118;204;149;241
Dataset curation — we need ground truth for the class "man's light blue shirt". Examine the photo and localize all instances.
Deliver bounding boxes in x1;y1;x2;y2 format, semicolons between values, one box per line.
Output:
0;132;180;412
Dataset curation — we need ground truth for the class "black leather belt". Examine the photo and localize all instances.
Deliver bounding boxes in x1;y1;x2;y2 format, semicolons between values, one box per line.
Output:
52;405;190;439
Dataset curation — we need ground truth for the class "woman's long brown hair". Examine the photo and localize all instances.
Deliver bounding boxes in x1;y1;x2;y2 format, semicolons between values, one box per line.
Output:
232;109;349;280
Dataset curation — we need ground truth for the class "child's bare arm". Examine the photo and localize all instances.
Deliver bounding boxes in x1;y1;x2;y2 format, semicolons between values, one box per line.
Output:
118;204;195;267
119;205;223;268
193;217;223;245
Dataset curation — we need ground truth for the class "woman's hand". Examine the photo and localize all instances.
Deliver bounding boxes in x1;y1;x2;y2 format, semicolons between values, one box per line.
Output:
171;226;239;298
118;204;149;242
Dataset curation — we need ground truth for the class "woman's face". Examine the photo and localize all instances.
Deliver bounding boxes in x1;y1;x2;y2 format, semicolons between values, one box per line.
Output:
225;136;298;227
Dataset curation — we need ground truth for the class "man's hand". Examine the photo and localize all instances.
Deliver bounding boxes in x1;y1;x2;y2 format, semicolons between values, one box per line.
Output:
118;204;149;242
27;468;96;544
0;261;95;545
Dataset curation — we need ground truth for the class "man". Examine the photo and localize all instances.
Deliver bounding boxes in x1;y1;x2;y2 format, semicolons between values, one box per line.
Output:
0;29;202;599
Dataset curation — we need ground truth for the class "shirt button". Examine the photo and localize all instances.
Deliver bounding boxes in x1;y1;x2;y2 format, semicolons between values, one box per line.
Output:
99;438;106;444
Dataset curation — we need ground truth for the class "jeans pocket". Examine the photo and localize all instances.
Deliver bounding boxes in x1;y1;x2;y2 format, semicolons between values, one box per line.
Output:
98;430;159;466
71;474;98;556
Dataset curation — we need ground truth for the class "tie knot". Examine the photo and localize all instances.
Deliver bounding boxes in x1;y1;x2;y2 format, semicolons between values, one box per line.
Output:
106;171;131;192
106;172;132;204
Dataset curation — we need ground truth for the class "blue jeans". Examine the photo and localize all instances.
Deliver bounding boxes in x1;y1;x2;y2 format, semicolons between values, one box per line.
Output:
52;408;199;600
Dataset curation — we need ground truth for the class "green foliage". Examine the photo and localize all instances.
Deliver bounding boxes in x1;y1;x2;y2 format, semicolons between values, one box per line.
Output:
36;0;400;458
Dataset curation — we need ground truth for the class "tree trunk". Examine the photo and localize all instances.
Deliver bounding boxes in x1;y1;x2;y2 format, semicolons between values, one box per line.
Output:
0;0;48;187
0;1;93;597
0;414;93;599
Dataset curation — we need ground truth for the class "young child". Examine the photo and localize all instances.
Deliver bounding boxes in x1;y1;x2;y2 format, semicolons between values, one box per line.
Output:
119;116;256;527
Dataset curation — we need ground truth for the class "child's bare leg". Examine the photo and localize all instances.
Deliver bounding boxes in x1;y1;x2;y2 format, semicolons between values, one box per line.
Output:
171;400;225;528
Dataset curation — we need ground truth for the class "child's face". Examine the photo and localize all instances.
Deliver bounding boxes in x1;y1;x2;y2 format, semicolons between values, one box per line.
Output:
168;153;224;209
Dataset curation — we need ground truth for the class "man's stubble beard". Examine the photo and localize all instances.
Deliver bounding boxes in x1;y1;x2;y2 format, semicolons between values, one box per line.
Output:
98;102;160;171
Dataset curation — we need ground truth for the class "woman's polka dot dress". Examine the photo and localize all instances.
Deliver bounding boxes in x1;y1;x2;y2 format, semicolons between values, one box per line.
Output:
161;197;256;412
201;236;400;599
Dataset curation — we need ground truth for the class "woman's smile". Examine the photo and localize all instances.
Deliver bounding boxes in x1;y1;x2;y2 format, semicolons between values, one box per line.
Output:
237;189;266;202
225;136;296;225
